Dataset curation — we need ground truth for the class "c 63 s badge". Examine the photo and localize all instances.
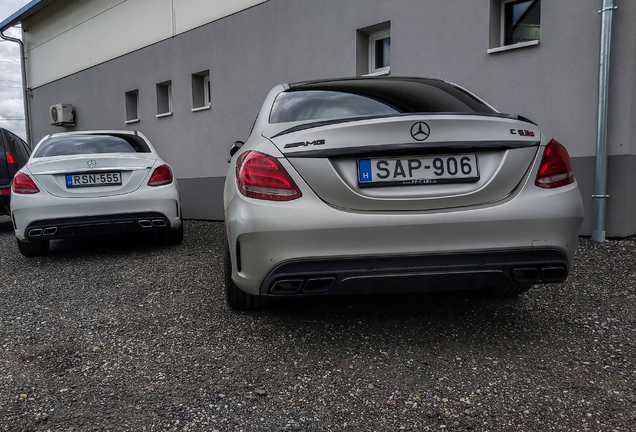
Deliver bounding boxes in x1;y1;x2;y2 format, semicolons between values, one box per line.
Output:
284;139;326;149
510;129;535;137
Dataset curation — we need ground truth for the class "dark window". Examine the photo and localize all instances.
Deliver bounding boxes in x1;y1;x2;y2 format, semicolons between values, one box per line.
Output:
34;134;151;158
17;136;31;157
374;37;390;69
368;28;391;74
3;131;29;165
192;70;210;109
504;0;540;46
156;81;172;115
270;78;494;124
125;90;139;122
357;22;390;76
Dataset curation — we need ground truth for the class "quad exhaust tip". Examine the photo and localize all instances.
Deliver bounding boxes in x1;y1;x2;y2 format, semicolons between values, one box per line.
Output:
29;227;58;237
139;219;167;228
270;277;336;295
271;279;304;294
152;219;167;227
28;228;43;237
512;266;567;283
43;227;57;236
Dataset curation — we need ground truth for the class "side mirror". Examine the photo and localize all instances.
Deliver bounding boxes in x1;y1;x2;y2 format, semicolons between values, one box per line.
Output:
229;141;244;157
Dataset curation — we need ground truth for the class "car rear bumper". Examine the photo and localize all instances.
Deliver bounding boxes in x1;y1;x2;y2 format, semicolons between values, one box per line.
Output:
23;212;172;240
226;181;584;295
259;249;569;296
11;185;180;241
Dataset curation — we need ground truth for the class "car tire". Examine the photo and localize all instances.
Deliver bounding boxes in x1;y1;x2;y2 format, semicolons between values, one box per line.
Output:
480;283;532;299
158;221;184;245
225;242;265;311
16;238;49;257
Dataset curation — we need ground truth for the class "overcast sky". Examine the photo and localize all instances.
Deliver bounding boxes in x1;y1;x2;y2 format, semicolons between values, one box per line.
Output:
0;0;33;141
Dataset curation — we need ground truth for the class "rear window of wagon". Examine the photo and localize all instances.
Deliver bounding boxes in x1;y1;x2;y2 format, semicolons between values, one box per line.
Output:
269;78;495;124
34;135;151;158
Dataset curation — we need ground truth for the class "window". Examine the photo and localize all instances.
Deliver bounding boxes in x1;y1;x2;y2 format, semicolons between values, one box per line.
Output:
203;75;211;107
192;70;211;111
125;90;139;123
503;0;540;45
269;78;495;124
369;30;391;75
356;22;391;76
489;0;540;53
156;81;172;117
3;130;30;165
34;135;151;158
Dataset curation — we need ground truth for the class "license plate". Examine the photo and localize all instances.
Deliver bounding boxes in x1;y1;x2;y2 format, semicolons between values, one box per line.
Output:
65;172;122;188
358;154;479;187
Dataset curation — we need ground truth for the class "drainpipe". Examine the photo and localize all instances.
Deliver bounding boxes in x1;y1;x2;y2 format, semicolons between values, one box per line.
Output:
0;28;32;148
592;0;617;243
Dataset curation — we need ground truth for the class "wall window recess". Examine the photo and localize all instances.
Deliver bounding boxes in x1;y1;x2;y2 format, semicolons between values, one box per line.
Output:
356;22;391;76
125;90;139;123
489;0;540;53
156;81;172;117
191;70;211;111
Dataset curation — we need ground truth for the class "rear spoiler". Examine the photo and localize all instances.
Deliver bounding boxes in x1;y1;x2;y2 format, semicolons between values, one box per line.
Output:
271;112;537;139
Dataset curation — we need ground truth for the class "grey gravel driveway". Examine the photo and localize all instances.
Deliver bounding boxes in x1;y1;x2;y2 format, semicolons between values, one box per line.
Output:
0;216;634;431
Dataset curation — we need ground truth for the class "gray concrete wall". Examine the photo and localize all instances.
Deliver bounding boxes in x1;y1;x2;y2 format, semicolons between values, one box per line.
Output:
27;0;636;236
572;155;636;238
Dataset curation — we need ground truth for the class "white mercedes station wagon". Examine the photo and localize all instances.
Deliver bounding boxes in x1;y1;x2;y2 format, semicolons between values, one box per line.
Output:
11;131;182;257
223;77;584;310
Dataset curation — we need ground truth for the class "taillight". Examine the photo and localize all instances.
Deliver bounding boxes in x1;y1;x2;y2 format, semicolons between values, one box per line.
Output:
12;172;40;194
1;189;10;196
535;139;575;189
5;151;16;164
148;164;173;187
236;151;302;201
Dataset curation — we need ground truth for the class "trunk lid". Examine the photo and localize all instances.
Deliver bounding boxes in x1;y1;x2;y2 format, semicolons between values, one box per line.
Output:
26;154;157;198
265;114;541;211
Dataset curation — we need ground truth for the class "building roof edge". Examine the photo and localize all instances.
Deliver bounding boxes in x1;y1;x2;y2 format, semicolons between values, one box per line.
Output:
0;0;57;32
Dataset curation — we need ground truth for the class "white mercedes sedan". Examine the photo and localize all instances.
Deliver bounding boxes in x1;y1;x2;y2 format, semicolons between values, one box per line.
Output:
223;77;584;310
11;130;182;257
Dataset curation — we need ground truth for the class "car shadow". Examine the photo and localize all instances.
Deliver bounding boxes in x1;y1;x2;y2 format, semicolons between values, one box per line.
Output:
0;216;13;234
226;288;550;354
47;231;175;257
263;290;533;324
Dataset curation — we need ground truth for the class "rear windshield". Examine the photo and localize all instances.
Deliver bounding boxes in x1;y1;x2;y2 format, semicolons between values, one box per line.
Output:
33;135;151;158
269;78;495;124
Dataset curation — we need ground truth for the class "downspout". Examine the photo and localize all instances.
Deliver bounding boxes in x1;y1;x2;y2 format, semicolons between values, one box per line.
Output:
0;27;32;148
592;0;617;242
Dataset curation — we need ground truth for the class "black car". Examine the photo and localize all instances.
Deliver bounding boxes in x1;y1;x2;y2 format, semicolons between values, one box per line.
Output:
0;128;31;215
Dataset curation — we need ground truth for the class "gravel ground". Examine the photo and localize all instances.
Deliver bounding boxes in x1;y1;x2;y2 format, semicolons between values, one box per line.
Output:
0;216;634;431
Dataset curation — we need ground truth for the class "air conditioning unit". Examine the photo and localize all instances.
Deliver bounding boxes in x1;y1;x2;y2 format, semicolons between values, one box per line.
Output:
50;103;74;126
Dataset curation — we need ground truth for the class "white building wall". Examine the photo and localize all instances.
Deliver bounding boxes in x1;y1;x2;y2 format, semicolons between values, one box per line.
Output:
22;0;267;89
173;0;267;35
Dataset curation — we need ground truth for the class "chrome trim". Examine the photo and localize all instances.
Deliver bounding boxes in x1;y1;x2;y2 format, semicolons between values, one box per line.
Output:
35;166;150;175
43;227;58;236
28;228;43;237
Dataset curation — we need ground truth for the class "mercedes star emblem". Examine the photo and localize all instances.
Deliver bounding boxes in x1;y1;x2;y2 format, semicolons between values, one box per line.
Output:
410;122;430;141
87;159;97;168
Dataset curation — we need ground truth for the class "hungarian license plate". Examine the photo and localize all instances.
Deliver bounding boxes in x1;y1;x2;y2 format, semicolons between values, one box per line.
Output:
358;154;479;187
65;172;122;188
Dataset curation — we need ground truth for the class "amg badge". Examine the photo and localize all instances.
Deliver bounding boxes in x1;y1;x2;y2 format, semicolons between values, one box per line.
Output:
284;139;326;149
